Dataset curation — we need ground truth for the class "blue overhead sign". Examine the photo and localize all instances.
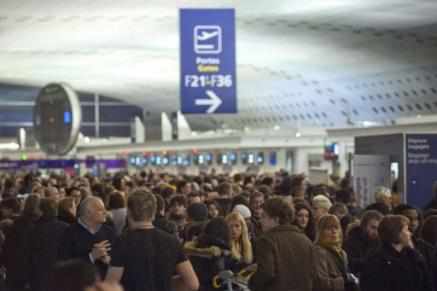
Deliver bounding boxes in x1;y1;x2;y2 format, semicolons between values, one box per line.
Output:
180;9;237;114
406;134;437;208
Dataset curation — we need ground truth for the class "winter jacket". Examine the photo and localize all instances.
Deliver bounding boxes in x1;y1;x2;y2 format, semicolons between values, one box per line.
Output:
360;244;433;291
249;224;314;291
343;226;380;275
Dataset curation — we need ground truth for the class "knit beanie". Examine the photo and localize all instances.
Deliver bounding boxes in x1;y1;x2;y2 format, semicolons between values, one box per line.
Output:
187;203;209;222
233;204;252;219
312;195;333;210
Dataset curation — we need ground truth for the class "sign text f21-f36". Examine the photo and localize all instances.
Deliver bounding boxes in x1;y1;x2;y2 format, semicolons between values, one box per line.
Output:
180;9;237;114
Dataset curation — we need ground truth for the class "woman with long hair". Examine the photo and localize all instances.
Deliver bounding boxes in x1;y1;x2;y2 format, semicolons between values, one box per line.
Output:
184;217;237;291
293;202;316;241
225;212;253;266
314;214;358;291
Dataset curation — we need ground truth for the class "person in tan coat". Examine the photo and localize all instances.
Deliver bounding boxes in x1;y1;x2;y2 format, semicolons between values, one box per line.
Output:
249;197;314;291
313;214;359;291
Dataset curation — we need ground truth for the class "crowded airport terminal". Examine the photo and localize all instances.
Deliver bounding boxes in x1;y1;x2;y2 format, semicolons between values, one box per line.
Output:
1;1;437;291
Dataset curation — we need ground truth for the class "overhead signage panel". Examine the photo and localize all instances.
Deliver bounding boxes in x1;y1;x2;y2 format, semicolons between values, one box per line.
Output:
180;9;237;114
405;134;437;208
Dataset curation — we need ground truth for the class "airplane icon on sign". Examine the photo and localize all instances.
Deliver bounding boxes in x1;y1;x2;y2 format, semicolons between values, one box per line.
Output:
194;25;222;54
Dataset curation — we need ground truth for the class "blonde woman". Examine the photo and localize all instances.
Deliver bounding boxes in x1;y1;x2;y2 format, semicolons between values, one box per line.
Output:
225;211;253;266
314;214;359;291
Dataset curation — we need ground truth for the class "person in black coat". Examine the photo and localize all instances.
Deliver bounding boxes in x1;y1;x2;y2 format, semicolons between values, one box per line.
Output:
58;197;77;225
393;204;435;268
29;198;68;291
424;181;437;210
153;194;178;236
361;215;433;291
58;196;116;278
184;217;236;291
1;194;41;291
343;210;383;276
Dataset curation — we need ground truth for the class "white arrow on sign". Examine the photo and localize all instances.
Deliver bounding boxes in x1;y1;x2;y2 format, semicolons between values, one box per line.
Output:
195;90;223;113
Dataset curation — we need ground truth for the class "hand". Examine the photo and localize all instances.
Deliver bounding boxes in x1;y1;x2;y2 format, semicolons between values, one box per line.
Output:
407;238;415;249
100;255;111;265
243;264;258;273
91;240;111;261
85;282;123;291
346;273;359;285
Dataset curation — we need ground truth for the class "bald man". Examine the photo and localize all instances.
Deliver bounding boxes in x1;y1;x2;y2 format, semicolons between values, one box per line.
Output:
58;196;116;277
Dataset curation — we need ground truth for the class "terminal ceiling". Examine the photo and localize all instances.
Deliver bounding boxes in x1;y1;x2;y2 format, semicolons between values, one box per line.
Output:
1;0;437;129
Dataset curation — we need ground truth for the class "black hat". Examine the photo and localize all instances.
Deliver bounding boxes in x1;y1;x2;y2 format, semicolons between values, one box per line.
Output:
187;203;208;222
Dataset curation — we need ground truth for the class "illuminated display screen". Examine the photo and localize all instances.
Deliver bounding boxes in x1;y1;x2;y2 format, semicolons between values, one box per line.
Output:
222;154;228;164
229;152;237;165
257;152;264;165
64;111;72;124
269;151;277;166
248;153;254;164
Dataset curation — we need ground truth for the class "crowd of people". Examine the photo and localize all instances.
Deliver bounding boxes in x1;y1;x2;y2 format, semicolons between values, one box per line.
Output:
0;169;436;291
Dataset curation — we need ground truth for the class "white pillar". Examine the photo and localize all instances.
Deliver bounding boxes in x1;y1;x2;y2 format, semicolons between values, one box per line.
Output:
161;112;172;141
177;111;192;140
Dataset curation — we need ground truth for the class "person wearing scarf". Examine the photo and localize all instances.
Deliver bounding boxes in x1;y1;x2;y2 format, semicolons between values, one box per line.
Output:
314;214;359;291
